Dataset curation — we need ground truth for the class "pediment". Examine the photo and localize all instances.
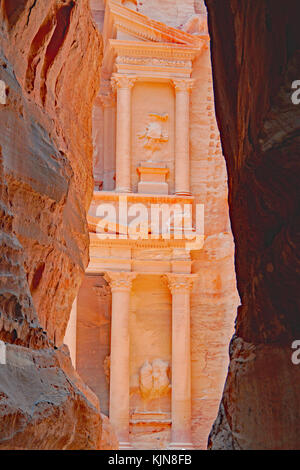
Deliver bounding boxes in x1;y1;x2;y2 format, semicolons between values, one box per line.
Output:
103;0;202;48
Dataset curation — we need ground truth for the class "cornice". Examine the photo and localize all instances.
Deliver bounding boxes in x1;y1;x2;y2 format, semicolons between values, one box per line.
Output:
91;190;195;204
109;40;202;60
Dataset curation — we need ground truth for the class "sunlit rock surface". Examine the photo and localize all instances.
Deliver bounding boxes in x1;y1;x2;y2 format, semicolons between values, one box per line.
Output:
0;0;116;449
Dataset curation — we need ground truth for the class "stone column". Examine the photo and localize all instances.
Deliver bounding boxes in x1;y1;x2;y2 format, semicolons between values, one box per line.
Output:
173;79;194;196
100;93;116;191
64;298;77;369
104;271;137;448
111;75;136;193
166;273;196;448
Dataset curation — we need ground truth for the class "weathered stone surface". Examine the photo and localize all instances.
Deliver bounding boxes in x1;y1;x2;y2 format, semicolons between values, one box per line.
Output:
0;343;102;449
205;0;300;449
100;413;120;450
1;0;102;345
0;0;116;449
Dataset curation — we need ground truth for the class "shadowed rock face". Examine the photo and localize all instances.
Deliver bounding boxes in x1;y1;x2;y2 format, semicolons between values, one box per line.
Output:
205;0;300;449
0;0;117;449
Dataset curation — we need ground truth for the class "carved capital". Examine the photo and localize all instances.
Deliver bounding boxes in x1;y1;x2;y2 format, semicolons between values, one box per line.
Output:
111;75;136;91
104;271;137;292
93;285;111;298
172;79;195;93
165;274;197;293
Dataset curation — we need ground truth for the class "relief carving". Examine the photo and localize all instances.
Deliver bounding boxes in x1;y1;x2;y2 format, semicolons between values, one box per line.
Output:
93;285;111;322
139;359;170;400
103;355;110;384
138;113;169;160
93;285;111;298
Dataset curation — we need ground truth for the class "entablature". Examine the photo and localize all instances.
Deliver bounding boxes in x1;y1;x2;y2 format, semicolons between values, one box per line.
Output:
87;191;204;254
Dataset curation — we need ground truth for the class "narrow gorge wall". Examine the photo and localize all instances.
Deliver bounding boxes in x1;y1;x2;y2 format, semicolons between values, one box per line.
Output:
0;0;116;449
205;0;300;450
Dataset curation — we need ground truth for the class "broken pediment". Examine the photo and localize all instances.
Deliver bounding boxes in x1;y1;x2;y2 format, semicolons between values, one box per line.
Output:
103;0;205;47
101;0;208;87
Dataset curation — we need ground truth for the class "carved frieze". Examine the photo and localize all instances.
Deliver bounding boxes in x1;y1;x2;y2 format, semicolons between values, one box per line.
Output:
116;56;190;68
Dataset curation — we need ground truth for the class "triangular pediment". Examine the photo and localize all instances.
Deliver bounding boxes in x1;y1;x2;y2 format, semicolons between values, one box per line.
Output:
103;0;202;48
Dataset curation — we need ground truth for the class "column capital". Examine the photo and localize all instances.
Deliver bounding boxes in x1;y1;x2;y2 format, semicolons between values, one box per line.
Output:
165;273;197;293
111;74;137;91
172;79;195;93
104;271;137;292
93;285;111;298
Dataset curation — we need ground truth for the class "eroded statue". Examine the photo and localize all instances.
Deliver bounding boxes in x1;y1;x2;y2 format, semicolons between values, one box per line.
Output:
139;358;170;399
138;113;169;160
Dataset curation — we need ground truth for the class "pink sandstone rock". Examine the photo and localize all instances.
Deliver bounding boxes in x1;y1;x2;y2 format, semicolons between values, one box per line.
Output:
0;0;116;449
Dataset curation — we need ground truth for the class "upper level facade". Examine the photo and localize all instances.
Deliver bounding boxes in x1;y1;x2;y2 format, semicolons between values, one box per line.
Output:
89;0;209;263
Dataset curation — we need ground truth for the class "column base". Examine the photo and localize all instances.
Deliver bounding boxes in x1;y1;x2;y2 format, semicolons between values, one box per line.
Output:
168;442;194;450
119;441;132;450
115;188;132;193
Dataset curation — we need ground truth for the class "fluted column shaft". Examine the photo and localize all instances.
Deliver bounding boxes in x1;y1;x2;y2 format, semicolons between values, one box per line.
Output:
105;271;136;446
111;75;136;193
166;274;195;447
173;80;194;196
101;93;116;191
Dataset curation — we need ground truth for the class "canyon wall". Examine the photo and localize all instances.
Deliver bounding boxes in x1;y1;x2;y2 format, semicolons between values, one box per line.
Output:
190;44;239;449
0;0;116;449
205;0;300;449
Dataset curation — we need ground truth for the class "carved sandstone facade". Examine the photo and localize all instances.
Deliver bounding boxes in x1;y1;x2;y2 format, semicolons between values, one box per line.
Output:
65;0;239;450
